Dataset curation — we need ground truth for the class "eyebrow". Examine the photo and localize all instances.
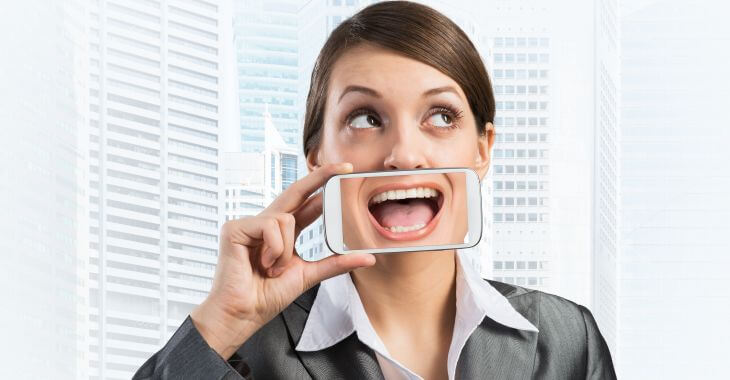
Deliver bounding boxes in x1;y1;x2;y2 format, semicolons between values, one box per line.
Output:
337;85;461;104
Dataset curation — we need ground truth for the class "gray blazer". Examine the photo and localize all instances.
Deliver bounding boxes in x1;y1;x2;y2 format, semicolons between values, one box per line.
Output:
133;279;616;379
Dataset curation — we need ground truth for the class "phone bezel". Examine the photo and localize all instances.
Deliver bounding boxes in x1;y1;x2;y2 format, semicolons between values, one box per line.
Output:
322;167;483;255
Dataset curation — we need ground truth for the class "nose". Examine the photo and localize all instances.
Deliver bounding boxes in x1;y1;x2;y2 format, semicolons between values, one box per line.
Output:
382;123;428;170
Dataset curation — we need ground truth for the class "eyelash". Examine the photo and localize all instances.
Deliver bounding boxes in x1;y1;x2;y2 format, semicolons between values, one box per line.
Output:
345;104;465;131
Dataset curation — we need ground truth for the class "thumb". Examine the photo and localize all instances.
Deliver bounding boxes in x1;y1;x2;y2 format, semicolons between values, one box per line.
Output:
301;253;376;290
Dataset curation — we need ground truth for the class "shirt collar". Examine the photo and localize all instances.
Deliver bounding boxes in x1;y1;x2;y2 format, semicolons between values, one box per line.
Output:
295;246;539;358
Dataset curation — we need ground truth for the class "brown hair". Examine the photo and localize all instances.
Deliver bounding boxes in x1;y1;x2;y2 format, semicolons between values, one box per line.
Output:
302;0;495;158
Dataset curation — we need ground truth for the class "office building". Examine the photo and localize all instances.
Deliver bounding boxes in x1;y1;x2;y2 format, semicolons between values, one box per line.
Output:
233;0;301;152
0;1;90;378
224;109;299;221
86;1;231;378
481;0;620;357
618;0;730;377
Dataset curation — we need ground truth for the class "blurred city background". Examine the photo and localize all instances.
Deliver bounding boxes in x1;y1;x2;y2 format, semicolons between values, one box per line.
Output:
1;0;728;379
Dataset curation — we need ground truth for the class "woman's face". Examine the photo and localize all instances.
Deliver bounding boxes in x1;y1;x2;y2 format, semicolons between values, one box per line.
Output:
308;43;494;250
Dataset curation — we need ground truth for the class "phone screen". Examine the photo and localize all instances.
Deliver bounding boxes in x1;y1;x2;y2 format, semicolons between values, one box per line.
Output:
339;172;469;251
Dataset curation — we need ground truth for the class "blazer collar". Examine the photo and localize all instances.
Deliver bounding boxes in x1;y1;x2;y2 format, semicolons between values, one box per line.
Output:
283;247;539;379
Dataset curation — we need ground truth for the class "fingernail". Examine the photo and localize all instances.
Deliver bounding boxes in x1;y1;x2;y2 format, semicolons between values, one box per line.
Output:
339;162;353;172
270;266;284;277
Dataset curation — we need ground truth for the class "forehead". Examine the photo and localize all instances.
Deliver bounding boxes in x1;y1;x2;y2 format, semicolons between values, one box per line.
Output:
328;43;468;101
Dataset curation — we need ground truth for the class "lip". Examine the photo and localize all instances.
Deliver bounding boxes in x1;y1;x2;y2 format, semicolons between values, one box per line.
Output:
365;181;446;242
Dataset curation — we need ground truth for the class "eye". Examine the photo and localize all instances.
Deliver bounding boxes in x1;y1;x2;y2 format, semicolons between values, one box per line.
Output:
428;112;453;128
426;105;463;129
347;108;381;129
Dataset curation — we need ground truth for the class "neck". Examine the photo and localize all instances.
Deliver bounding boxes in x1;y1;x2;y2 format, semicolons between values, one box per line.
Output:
350;249;457;335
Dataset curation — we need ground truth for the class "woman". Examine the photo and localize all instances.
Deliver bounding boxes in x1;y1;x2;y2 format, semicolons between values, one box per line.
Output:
134;1;615;379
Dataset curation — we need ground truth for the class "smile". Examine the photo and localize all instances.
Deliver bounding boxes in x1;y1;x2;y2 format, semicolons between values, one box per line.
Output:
366;183;445;241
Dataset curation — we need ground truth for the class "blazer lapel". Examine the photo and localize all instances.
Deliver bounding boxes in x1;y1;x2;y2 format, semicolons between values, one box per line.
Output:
455;281;540;380
281;280;538;380
281;285;385;380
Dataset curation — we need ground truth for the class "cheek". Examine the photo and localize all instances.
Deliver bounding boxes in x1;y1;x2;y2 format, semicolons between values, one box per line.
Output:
321;129;386;169
424;135;480;166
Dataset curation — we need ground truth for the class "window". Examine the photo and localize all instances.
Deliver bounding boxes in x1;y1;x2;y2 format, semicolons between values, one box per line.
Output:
331;15;342;28
169;51;218;70
168;138;217;156
270;154;276;189
168;168;217;185
169;123;217;141
169;95;217;113
108;48;159;68
168;109;218;127
280;153;297;190
169;35;217;55
169;65;218;84
169;20;217;41
169;5;217;26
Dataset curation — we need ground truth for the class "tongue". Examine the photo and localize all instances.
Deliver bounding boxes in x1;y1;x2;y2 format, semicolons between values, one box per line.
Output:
371;199;435;228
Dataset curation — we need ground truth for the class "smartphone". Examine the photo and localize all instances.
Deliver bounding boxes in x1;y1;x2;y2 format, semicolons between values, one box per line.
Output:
322;167;483;255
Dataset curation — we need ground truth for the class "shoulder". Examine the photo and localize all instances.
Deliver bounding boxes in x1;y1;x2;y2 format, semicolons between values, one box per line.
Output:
485;278;595;352
485;279;616;377
485;278;593;328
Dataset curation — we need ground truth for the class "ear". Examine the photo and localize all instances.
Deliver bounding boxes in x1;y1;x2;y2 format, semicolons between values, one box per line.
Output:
474;121;495;180
306;146;322;173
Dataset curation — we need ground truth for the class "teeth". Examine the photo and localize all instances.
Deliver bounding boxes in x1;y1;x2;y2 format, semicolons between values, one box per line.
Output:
386;223;426;233
369;186;440;205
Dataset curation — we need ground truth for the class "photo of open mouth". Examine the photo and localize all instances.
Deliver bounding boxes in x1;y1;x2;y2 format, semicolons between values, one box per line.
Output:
366;184;445;241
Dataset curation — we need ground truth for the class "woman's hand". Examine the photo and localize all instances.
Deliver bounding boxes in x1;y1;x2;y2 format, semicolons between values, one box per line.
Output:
190;163;376;360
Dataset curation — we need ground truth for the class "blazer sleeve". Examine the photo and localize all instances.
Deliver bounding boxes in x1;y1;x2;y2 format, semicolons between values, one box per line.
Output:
578;305;617;380
132;315;254;380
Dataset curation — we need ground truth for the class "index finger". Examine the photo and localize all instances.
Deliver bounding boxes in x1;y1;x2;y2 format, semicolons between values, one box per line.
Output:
265;162;353;213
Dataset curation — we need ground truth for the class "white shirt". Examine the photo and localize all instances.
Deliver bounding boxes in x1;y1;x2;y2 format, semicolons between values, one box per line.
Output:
295;247;539;380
